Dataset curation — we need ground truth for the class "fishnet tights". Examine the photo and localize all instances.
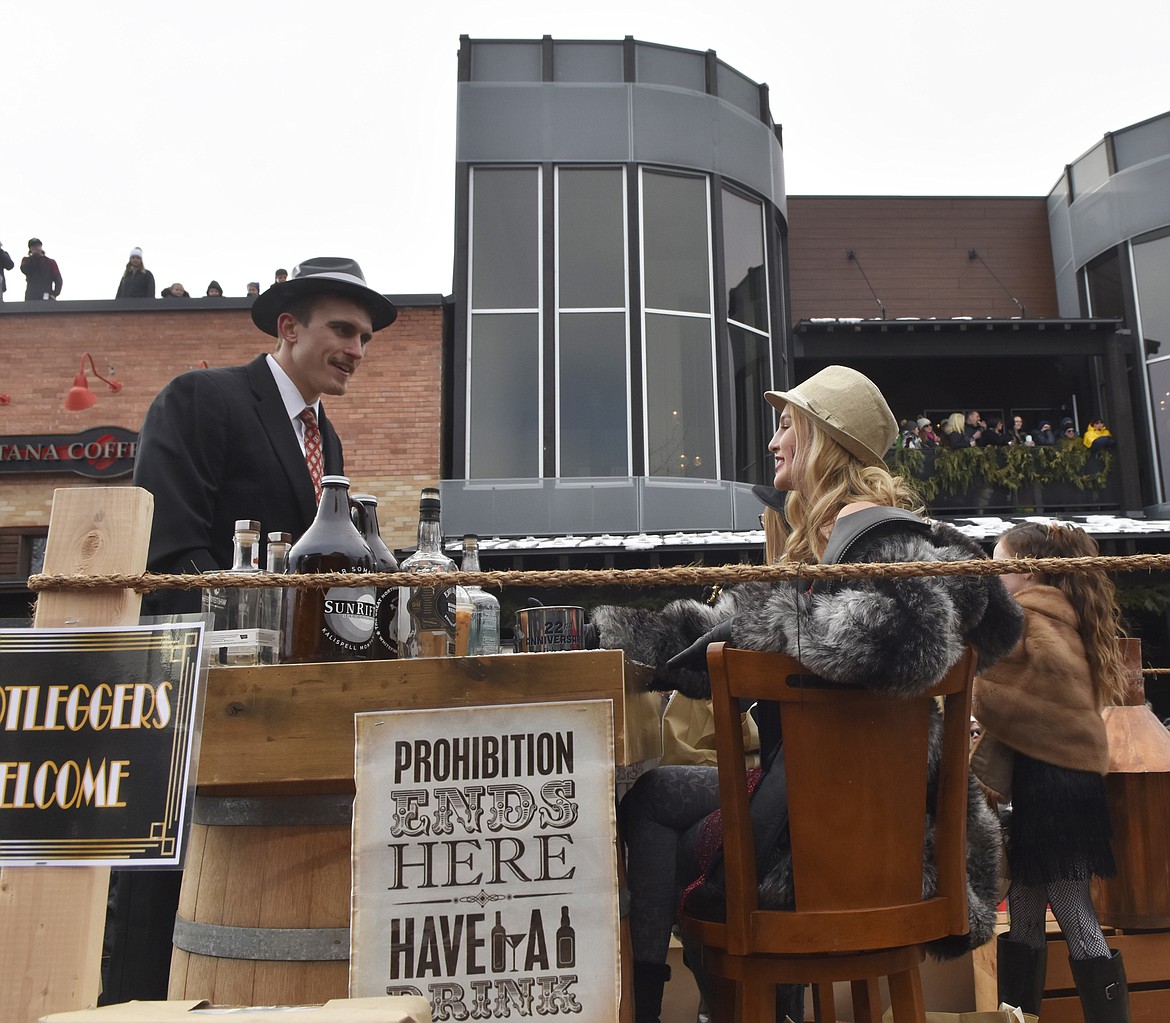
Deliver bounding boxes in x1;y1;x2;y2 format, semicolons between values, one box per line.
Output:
1007;875;1110;960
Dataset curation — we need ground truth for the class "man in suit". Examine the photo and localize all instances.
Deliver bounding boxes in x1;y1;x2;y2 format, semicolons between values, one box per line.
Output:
111;258;395;1004
134;255;397;614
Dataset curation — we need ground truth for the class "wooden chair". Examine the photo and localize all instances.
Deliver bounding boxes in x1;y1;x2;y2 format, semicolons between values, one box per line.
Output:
678;643;978;1023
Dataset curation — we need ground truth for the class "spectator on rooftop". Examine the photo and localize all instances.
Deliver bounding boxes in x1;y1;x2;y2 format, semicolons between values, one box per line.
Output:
21;237;63;301
205;280;224;297
116;247;155;299
0;239;13;301
161;283;190;299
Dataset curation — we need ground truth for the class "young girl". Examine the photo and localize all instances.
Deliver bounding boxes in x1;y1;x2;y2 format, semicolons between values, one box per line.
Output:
591;366;1023;1023
974;522;1131;1022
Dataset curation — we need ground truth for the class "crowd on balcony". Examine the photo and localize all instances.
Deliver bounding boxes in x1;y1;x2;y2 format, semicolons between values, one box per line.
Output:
896;410;1116;454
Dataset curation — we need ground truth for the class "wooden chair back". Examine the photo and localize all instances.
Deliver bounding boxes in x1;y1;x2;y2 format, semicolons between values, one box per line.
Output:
698;643;977;958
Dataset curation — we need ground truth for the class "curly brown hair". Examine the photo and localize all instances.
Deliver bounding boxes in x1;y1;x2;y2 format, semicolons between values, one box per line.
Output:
998;521;1129;706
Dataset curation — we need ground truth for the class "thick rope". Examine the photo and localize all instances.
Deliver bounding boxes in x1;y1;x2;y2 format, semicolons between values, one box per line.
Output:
26;551;1170;595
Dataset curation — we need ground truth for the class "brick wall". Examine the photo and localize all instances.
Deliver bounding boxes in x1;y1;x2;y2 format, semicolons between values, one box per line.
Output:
0;299;445;550
787;197;1059;322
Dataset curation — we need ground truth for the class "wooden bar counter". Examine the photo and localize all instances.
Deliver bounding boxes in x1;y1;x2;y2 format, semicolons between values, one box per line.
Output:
196;649;663;790
172;650;662;1010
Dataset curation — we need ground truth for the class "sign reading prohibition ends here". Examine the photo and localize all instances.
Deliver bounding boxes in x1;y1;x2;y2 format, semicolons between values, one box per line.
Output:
351;699;620;1022
0;624;205;866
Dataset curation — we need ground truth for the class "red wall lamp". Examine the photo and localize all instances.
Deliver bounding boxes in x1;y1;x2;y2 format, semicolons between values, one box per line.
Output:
65;353;122;411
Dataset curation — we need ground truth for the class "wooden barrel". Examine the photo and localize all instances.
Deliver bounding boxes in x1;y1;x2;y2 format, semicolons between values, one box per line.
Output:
168;793;352;1004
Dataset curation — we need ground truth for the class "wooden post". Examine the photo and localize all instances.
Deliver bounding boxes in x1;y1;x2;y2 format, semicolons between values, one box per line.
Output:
0;487;154;1023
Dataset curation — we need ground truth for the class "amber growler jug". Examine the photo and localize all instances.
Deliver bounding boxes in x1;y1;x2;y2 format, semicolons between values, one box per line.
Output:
280;475;376;663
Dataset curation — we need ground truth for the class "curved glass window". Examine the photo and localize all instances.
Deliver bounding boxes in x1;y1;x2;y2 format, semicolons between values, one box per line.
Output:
556;167;630;476
467;168;542;478
640;170;717;479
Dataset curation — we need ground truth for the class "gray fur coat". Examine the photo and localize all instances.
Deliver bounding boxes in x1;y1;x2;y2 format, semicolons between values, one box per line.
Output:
592;516;1024;955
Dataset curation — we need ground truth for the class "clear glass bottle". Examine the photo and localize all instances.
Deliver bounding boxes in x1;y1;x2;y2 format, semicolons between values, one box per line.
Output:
461;534;500;655
399;488;467;658
281;475;376;663
202;519;263;666
352;494;400;659
260;531;291;664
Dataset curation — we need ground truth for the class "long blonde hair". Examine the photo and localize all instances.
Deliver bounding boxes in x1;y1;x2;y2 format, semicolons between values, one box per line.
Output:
775;408;922;564
945;412;966;437
998;522;1129;707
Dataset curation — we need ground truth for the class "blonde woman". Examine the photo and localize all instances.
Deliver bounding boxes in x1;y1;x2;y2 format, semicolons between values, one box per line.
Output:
591;365;1023;1023
945;410;971;448
975;522;1131;1021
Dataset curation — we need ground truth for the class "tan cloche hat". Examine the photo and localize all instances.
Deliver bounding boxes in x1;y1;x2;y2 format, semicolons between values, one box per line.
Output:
765;365;897;467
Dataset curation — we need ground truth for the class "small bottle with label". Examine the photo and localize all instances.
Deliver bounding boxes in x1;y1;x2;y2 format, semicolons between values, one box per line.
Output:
202;519;264;666
352;494;400;659
260;531;291;664
280;475;376;664
461;534;500;655
490;911;507;973
399;488;466;658
555;905;576;968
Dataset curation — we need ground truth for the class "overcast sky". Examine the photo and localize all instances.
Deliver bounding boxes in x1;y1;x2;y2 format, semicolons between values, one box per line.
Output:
4;1;1167;304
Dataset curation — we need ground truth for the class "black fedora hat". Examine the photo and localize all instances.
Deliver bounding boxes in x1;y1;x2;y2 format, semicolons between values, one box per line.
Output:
251;256;397;337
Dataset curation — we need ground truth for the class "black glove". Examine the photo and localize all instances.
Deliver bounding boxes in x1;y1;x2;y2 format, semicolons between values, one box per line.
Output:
664;618;734;676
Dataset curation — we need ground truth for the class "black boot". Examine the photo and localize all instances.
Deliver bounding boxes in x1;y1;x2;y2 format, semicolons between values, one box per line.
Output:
997;934;1047;1016
633;961;672;1023
1070;949;1131;1023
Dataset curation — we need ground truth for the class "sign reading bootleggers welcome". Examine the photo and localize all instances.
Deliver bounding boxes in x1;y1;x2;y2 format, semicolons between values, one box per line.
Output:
351;700;619;1022
0;623;204;866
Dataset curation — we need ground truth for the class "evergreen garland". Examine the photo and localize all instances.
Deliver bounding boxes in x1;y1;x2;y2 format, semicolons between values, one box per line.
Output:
886;444;1114;501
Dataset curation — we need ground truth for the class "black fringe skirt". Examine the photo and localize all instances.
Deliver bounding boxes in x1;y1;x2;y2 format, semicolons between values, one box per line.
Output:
1007;751;1116;886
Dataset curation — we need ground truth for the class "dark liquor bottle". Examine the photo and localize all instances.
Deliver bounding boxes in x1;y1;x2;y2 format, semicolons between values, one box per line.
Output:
280;475;376;663
352;493;400;659
399;488;466;658
490;911;507;973
555;905;576;968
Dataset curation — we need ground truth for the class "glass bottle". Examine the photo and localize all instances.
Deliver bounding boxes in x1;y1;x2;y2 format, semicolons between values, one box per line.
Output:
399;488;467;658
351;493;400;659
280;475;376;663
461;534;500;655
202;519;263;666
260;531;291;664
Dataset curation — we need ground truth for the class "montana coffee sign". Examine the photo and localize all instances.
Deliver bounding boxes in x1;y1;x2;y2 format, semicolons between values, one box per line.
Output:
0;427;138;478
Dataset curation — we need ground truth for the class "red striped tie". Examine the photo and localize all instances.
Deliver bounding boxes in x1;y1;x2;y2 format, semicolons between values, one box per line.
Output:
298;407;323;502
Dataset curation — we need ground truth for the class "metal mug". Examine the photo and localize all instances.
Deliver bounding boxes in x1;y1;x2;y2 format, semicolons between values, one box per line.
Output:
513;606;585;653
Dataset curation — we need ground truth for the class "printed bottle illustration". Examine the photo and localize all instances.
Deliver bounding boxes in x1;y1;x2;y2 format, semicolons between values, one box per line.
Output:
490;911;507;972
556;905;576;968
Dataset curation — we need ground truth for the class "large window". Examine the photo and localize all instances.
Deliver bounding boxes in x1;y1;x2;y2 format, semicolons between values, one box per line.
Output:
641;170;718;478
1135;231;1170;497
722;188;773;482
467;168;541;478
556;168;630;477
463;163;775;484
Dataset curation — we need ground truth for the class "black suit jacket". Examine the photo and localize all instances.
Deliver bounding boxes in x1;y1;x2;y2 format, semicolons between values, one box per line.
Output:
134;354;343;612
